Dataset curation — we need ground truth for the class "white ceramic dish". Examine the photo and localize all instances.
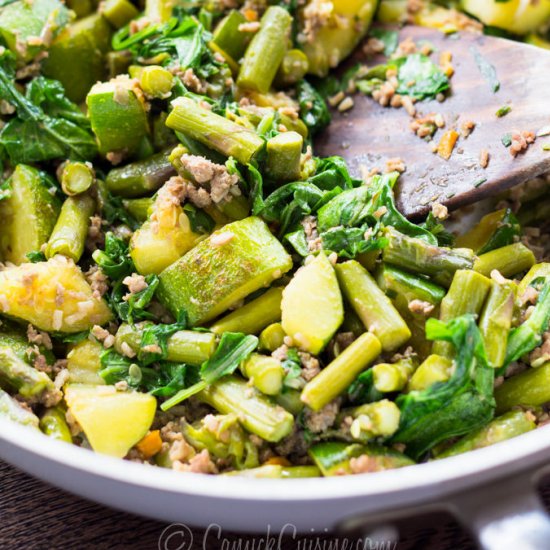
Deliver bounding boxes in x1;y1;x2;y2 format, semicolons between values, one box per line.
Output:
3;417;550;549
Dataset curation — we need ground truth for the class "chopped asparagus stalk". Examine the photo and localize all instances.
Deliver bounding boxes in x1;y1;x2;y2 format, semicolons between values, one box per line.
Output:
372;357;418;392
60;161;95;196
479;280;515;369
210;287;283;336
0;347;54;399
517;263;550;298
166;97;265;164
336;260;411;351
495;361;550;413
432;269;491;357
0;388;39;428
105;151;176;198
407;354;453;392
309;441;414;477
301;332;382;411
473;242;536;278
275;388;304;415
240;353;284;396
212;10;251;62
259;323;286;352
157;217;292;326
237;6;292;93
122;197;154;222
382;227;474;287
266;131;303;183
139;66;175;99
45;193;95;263
40;406;73;443
198;375;294;443
100;0;139;29
348;399;401;442
115;322;217;367
435;410;535;459
274;49;309;87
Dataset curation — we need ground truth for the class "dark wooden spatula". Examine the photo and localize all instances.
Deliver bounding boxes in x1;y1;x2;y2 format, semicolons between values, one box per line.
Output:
314;26;550;219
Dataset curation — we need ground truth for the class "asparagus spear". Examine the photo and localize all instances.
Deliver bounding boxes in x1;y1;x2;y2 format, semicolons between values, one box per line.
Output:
495;361;550;413
479;280;515;368
275;388;304;415
435;410;535;458
346;399;401;442
0;388;39;428
60;161;95;196
122;197;154;222
45;193;95;262
0;347;54;399
210;287;283;336
432;269;492;357
407;354;453;392
371;357;418;393
115;322;217;367
100;0;139;29
212;10;251;63
105;151;176;198
301;332;382;411
40;407;73;443
237;6;292;93
139;66;175;99
198;375;294;443
335;260;411;351
473;242;536;278
274;49;310;87
266;132;303;183
517;263;550;298
240;353;284;396
166;97;265;164
259;323;286;352
382;227;475;287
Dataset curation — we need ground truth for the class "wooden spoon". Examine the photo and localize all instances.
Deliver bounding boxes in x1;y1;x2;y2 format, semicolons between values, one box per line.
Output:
314;26;550;219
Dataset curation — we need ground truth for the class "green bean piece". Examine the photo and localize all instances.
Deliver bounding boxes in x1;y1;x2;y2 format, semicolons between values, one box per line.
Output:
139;65;175;98
45;193;95;263
105;151;176;198
237;6;292;93
275;388;304;415
473;242;536;278
0;347;54;399
198;375;294;443
266;131;303;183
301;332;382;411
517;263;550;298
166;97;265;164
210;287;283;336
455;208;520;254
495;361;550;413
382;227;475;287
274;49;309;87
259;323;286;352
60;161;94;196
240;353;284;396
122;197;154;222
372;357;418;393
335;261;411;351
115;322;217;367
212;10;251;62
100;0;139;28
435;410;535;459
479;280;515;369
40;407;73;443
347;399;401;442
0;388;39;428
309;441;414;477
432;270;491;357
407;354;453;392
225;464;321;478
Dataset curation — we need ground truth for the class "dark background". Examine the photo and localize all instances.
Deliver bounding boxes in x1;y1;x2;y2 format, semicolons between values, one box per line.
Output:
5;459;546;550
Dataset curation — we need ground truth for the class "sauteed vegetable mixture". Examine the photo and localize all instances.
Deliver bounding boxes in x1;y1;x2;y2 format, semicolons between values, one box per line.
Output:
1;0;550;477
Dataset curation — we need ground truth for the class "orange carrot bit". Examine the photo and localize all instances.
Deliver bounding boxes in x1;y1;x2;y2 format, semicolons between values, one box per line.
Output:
136;430;163;458
264;456;292;467
437;130;459;160
244;8;258;21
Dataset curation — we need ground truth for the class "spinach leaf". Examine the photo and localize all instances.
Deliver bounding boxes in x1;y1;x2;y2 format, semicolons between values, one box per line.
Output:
182;203;215;234
390;53;450;100
420;212;455;247
392;315;495;460
0;51;97;163
368;28;399;56
348;369;385;405
321;224;387;259
282;347;303;390
161;332;258;410
138;314;187;366
25;251;46;263
296;79;331;135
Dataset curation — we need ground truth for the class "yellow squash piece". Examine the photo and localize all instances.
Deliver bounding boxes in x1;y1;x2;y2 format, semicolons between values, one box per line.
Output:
0;256;112;332
67;339;105;385
65;384;156;457
300;0;378;77
281;252;344;354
